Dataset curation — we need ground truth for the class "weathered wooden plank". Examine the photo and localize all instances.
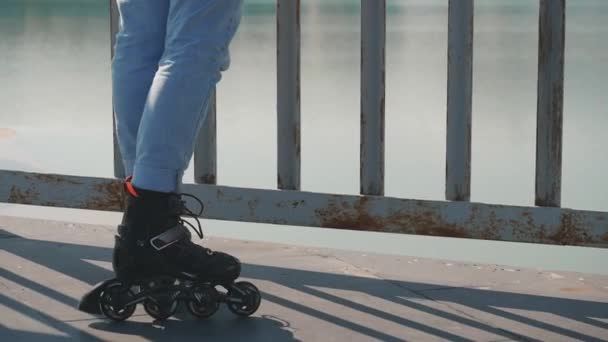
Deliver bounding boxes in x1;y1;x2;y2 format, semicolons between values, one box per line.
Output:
360;0;386;196
446;0;473;202
535;0;565;207
277;0;301;190
1;170;606;247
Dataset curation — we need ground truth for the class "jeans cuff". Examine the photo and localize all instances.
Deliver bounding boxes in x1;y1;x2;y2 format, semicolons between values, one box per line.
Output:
132;163;180;193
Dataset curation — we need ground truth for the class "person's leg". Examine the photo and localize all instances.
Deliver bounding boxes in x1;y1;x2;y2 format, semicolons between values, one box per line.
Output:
112;0;169;176
131;0;243;192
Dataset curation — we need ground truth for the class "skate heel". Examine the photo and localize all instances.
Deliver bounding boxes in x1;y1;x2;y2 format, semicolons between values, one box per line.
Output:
78;279;118;314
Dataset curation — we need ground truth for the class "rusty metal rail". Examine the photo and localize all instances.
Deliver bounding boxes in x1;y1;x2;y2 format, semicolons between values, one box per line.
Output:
535;0;565;207
360;0;386;196
277;0;301;191
2;1;606;248
446;0;473;202
1;170;607;247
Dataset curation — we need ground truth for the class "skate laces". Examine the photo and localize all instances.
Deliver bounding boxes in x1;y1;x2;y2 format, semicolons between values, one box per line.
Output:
178;193;205;240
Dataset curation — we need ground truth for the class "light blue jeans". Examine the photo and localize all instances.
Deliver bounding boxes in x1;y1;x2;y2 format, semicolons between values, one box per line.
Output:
113;0;242;192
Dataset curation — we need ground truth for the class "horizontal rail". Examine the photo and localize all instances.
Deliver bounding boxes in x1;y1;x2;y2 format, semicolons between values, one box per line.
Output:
1;170;607;248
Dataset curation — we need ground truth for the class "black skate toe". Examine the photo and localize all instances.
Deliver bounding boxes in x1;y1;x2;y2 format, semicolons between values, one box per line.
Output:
208;251;241;283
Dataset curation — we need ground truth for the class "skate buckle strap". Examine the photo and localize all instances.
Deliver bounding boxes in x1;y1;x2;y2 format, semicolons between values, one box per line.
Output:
150;225;189;251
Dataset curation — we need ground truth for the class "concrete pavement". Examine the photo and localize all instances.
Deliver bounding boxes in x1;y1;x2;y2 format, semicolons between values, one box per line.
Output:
0;215;607;341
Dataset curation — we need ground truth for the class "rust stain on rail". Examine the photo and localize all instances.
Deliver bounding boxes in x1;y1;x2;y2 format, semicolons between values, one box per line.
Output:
27;173;82;185
479;211;501;240
510;211;540;242
315;197;470;238
198;174;217;185
406;211;470;238
87;181;125;211
547;212;592;245
8;186;40;205
316;196;378;231
315;197;601;245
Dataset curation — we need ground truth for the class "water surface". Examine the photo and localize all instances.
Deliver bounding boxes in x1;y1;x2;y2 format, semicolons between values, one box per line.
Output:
1;0;607;274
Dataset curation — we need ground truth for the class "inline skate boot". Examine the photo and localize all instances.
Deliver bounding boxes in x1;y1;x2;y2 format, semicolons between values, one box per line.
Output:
78;177;261;321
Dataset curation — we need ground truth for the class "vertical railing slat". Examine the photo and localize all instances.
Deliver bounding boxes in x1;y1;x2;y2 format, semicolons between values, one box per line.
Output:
535;0;565;207
277;0;301;191
360;0;386;196
110;0;124;179
446;0;474;202
194;90;218;184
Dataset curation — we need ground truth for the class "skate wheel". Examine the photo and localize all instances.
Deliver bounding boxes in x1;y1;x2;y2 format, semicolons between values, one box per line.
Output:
187;285;219;319
187;298;219;319
144;297;178;321
227;281;261;317
99;280;136;321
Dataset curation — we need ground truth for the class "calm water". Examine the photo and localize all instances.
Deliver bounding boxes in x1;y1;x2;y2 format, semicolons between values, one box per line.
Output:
1;0;607;274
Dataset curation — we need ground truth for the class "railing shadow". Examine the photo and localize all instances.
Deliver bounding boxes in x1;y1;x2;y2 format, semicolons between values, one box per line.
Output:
1;228;607;341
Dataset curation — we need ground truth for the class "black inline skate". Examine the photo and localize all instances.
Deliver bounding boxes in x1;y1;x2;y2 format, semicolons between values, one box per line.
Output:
78;177;261;321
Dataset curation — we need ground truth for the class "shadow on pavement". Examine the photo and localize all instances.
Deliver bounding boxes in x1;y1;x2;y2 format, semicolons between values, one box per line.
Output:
1;228;607;341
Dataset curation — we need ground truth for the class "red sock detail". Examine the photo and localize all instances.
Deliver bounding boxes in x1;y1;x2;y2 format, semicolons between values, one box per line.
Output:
124;176;140;198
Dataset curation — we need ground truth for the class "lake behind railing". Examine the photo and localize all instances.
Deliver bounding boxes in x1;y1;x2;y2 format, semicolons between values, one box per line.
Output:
1;0;607;274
